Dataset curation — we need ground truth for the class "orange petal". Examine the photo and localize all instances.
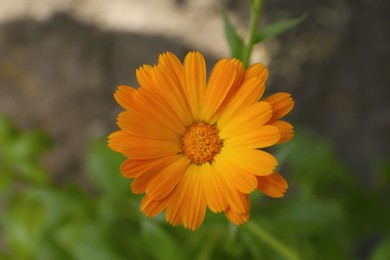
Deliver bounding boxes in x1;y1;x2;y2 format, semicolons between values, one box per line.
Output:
211;157;251;213
202;58;243;122
120;135;180;159
130;157;182;194
207;59;245;124
224;125;280;149
221;148;277;176
200;163;229;213
243;63;268;83
165;165;207;230
216;77;265;125
158;52;185;88
182;166;207;231
165;166;193;227
107;130;129;153
117;110;178;140
136;65;156;92
212;156;258;194
264;92;294;122
224;193;250;225
225;208;250;225
183;51;206;121
131;170;154;194
114;86;137;111
219;101;272;138
140;192;172;217
257;172;288;198
272;120;294;144
136;65;191;129
131;88;187;135
121;155;179;179
146;156;191;200
152;65;192;126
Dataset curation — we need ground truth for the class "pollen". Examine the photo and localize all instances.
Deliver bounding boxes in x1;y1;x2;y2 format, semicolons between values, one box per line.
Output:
181;122;223;164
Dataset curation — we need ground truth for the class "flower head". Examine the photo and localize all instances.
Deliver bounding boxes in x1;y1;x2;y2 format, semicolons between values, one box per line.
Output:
108;51;294;230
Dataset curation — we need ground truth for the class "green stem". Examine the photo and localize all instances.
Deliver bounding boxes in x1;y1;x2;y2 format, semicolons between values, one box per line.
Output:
244;220;300;260
242;0;263;68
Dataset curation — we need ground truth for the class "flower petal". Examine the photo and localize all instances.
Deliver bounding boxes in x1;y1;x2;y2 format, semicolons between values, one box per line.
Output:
131;170;154;194
130;156;182;194
141;193;172;217
224;125;280;149
182;166;207;231
257;172;288;198
202;58;243;122
131;89;187;135
146;156;191;200
117;110;178;140
200;163;229;213
183;51;206;121
152;64;192;126
210;59;245;121
225;207;250;225
137;65;191;128
158;52;185;88
221;148;277;176
207;156;251;213
216;77;265;125
243;63;268;82
264;92;294;122
121;155;180;179
114;85;137;111
136;65;159;95
218;62;268;118
272;120;294;144
212;156;258;194
219;101;273;138
121;135;180;159
165;165;207;230
224;193;250;225
107;130;129;153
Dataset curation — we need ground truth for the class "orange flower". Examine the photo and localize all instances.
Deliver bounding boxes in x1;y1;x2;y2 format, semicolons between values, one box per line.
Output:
108;51;294;230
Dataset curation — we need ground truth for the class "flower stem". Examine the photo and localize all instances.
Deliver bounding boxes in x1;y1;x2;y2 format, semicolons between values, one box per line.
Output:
242;0;263;68
244;220;301;260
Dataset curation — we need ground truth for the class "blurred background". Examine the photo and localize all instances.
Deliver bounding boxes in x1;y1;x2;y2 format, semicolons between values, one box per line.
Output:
0;0;389;259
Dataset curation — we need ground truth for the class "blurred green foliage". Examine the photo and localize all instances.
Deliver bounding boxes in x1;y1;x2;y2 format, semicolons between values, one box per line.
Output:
0;115;389;259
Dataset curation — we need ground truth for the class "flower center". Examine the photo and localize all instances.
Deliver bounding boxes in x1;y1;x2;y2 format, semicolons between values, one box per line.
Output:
181;122;223;164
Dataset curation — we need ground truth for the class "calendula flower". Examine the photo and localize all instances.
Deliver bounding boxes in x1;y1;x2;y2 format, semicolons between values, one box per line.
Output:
108;51;294;230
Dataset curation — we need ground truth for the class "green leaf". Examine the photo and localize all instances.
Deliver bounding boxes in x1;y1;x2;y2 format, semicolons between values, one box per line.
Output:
254;14;307;43
141;219;185;260
4;130;51;163
2;195;47;259
222;10;245;59
0;115;51;185
371;236;390;260
55;222;123;260
85;138;127;196
0;115;17;142
0;165;12;194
